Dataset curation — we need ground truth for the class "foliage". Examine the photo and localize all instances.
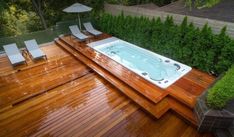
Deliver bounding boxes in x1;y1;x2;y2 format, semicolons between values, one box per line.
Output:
84;0;105;11
40;0;104;26
0;0;7;14
0;0;7;37
94;13;234;76
0;0;105;37
1;4;41;37
207;66;234;109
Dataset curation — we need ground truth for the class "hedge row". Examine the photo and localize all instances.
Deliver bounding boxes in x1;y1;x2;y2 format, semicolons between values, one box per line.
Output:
94;13;234;76
207;66;234;109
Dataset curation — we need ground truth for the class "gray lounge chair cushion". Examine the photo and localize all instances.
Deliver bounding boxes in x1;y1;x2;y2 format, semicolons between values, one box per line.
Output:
83;22;102;36
87;29;102;36
7;54;25;65
3;43;26;65
24;39;46;59
73;33;88;40
29;49;45;59
69;25;88;41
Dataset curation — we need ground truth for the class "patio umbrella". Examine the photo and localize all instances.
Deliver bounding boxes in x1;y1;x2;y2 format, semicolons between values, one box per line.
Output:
63;3;92;30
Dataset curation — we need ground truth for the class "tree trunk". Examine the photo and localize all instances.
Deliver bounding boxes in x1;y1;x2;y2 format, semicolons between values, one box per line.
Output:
31;0;47;29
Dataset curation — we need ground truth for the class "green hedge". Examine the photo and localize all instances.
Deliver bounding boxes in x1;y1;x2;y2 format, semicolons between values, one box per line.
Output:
94;13;234;76
207;66;234;109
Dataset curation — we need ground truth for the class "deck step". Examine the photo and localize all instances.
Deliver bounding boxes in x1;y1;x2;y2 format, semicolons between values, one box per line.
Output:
168;97;197;125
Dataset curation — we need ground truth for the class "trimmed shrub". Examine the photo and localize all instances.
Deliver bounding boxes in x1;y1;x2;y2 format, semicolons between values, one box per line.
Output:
207;66;234;109
94;13;234;76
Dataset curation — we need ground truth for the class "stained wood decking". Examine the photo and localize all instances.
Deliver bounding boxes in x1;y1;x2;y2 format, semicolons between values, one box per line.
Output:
56;34;215;125
0;39;213;136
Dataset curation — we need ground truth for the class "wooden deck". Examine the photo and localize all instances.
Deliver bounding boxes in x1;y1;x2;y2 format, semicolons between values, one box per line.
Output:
56;34;215;125
0;37;213;136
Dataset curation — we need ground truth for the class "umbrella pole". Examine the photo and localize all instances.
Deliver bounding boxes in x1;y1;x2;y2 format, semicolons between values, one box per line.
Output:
78;14;81;30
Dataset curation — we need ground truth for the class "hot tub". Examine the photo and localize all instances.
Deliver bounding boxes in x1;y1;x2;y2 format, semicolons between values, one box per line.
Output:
88;37;192;89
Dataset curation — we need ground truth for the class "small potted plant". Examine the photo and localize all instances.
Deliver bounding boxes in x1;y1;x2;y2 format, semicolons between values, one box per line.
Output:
194;66;234;132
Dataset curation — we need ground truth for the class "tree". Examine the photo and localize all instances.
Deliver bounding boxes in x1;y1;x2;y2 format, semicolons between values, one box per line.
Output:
0;0;7;37
2;4;40;36
31;0;47;29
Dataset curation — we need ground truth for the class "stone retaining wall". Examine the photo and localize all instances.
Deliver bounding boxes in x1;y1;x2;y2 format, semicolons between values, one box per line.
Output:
104;3;234;38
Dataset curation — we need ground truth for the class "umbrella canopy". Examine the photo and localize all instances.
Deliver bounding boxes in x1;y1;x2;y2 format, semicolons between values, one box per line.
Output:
63;3;92;29
63;3;92;13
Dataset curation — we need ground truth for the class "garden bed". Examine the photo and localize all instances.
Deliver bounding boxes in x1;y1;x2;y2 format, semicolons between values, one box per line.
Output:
195;91;234;132
195;67;234;132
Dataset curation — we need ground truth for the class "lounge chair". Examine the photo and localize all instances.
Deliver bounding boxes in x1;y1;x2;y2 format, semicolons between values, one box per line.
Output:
83;22;102;36
3;43;26;66
69;25;89;41
24;39;47;60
